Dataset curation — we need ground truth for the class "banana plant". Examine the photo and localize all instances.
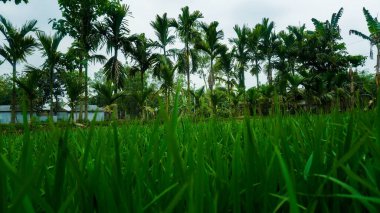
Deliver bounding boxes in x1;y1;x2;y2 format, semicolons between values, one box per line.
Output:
350;7;380;88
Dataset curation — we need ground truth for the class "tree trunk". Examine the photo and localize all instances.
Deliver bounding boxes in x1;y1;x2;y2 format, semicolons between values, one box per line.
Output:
267;58;272;85
84;61;89;121
376;47;380;88
11;63;17;124
166;89;169;114
186;43;191;113
79;63;83;121
255;60;260;88
29;98;33;123
49;65;54;117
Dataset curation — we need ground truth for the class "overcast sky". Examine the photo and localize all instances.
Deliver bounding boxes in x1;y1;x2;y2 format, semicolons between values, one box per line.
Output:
0;0;379;88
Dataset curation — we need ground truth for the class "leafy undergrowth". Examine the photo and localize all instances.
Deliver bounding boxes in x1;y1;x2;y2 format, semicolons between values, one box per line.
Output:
1;93;380;212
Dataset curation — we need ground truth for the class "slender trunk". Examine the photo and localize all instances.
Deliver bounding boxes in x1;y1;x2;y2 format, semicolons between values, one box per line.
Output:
79;63;83;121
268;57;272;85
114;47;119;119
255;60;260;88
29;98;33;123
209;57;214;93
11;63;17;124
49;65;54;117
84;61;89;121
166;89;169;114
141;71;144;94
376;47;380;88
186;42;191;112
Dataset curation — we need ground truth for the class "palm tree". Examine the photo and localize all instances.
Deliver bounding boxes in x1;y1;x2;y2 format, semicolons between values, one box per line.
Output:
55;0;105;121
62;71;85;121
128;33;157;93
171;6;203;103
247;24;263;87
350;7;380;88
195;21;225;92
37;32;64;116
97;2;130;91
14;68;42;121
230;25;249;91
151;13;175;57
153;55;176;113
214;47;236;94
93;81;125;120
0;15;38;123
259;18;277;86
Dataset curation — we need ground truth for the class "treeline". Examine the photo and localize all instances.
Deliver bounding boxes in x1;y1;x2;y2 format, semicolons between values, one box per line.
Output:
0;1;379;122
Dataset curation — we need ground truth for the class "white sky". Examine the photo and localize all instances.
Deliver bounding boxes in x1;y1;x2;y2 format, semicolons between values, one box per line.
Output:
0;0;379;88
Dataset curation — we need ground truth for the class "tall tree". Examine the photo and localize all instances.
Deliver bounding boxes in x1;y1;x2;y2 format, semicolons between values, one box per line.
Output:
151;13;175;57
230;25;249;90
247;24;264;87
62;71;85;121
128;33;157;94
196;21;225;92
350;7;380;88
1;0;28;4
215;47;236;94
37;32;64;116
0;15;38;123
259;18;278;86
97;2;131;91
171;6;203;105
53;0;107;121
14;68;43;121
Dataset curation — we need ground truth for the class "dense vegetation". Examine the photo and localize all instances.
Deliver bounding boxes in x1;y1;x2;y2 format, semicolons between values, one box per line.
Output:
0;1;379;122
1;1;380;212
0;91;380;212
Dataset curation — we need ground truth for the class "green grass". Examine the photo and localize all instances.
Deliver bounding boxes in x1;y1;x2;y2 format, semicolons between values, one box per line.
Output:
0;106;380;212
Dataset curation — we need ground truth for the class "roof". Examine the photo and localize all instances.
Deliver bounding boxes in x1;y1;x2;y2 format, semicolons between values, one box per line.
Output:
0;105;11;112
74;105;104;112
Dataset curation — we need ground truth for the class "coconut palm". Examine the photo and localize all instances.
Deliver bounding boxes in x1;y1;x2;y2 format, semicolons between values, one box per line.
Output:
230;25;249;90
97;2;130;91
0;15;38;123
171;6;203;102
37;32;64;116
195;21;225;92
151;13;175;57
350;7;380;88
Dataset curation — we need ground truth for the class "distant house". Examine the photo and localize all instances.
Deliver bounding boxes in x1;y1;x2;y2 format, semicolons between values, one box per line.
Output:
72;105;105;122
0;105;104;124
0;105;40;124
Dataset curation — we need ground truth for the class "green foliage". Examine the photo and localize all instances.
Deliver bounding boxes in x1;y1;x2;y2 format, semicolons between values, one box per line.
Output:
0;106;379;211
0;0;28;4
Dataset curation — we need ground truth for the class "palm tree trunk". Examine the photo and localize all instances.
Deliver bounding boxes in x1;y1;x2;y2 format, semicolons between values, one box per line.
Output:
79;63;83;121
166;89;169;114
11;63;17;124
141;71;144;93
49;65;54;117
29;98;33;123
84;61;89;121
186;43;191;112
268;58;272;85
376;47;380;88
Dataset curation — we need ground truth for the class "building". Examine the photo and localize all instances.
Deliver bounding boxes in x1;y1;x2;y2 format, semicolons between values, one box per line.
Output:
0;105;104;124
